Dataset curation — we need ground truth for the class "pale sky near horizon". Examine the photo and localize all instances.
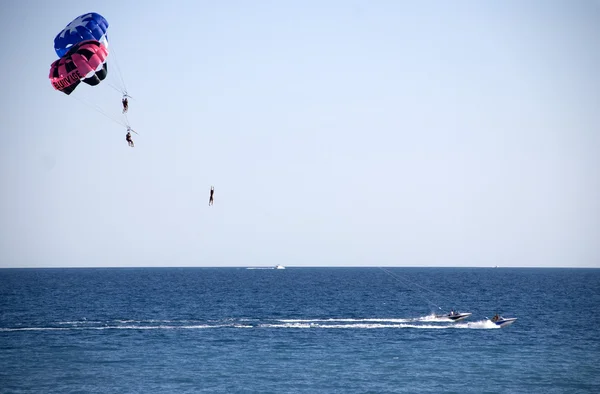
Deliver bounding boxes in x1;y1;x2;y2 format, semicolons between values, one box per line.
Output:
1;0;599;268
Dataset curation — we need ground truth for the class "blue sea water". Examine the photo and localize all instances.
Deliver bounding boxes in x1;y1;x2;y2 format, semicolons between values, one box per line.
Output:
1;267;599;393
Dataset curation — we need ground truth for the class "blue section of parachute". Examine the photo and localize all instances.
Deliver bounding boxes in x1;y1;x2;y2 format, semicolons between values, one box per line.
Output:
54;13;109;58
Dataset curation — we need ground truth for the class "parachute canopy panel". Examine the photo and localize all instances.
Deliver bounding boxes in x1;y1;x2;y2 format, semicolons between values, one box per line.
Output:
49;40;109;95
54;12;109;58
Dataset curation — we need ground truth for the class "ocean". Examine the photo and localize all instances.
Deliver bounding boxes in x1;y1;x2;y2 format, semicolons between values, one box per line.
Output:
1;267;599;393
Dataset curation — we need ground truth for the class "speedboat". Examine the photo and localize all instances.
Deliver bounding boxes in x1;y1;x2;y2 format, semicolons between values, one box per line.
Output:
275;265;286;270
437;311;472;321
490;315;517;327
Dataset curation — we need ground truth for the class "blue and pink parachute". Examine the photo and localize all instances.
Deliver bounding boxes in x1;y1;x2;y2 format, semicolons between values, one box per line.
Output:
49;12;110;95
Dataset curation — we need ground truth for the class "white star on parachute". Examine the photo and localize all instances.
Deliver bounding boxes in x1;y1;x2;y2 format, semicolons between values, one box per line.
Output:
59;13;94;39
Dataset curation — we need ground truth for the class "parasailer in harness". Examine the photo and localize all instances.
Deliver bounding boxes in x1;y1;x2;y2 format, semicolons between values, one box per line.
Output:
122;95;129;113
209;186;214;206
125;126;135;147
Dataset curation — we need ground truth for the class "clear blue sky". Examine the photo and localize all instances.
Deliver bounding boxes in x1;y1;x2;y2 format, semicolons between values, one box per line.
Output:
1;0;598;268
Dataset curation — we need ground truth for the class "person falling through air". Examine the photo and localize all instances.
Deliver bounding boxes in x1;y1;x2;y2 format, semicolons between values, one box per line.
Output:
209;186;214;206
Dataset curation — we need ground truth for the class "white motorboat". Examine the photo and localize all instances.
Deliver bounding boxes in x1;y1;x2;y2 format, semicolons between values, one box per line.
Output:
437;311;472;321
490;315;517;327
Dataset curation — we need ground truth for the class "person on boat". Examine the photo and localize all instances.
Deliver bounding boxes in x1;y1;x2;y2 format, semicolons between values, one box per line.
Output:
492;314;499;322
208;186;214;206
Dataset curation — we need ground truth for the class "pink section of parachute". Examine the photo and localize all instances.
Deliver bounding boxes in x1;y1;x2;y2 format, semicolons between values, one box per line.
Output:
49;40;109;92
73;42;108;76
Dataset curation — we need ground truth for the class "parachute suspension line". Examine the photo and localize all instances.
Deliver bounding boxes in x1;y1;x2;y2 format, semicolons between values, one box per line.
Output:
385;267;449;302
401;266;468;310
71;94;128;128
122;112;139;134
378;267;472;312
378;267;443;311
123;112;134;130
106;82;125;95
105;34;128;95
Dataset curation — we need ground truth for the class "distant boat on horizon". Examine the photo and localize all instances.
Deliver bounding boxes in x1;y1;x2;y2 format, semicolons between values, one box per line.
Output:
246;265;286;270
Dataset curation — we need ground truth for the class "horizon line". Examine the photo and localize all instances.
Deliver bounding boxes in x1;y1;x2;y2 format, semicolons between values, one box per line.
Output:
1;265;598;269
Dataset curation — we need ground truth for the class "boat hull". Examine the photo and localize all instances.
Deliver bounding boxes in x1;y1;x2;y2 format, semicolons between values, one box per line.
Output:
492;317;517;327
436;312;472;321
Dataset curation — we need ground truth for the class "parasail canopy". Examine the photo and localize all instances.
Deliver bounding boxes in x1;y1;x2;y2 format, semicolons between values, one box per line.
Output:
49;40;109;95
54;12;109;58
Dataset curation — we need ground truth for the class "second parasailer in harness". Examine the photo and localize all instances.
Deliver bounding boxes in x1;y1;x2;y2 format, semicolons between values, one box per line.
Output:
125;130;134;147
125;126;137;147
